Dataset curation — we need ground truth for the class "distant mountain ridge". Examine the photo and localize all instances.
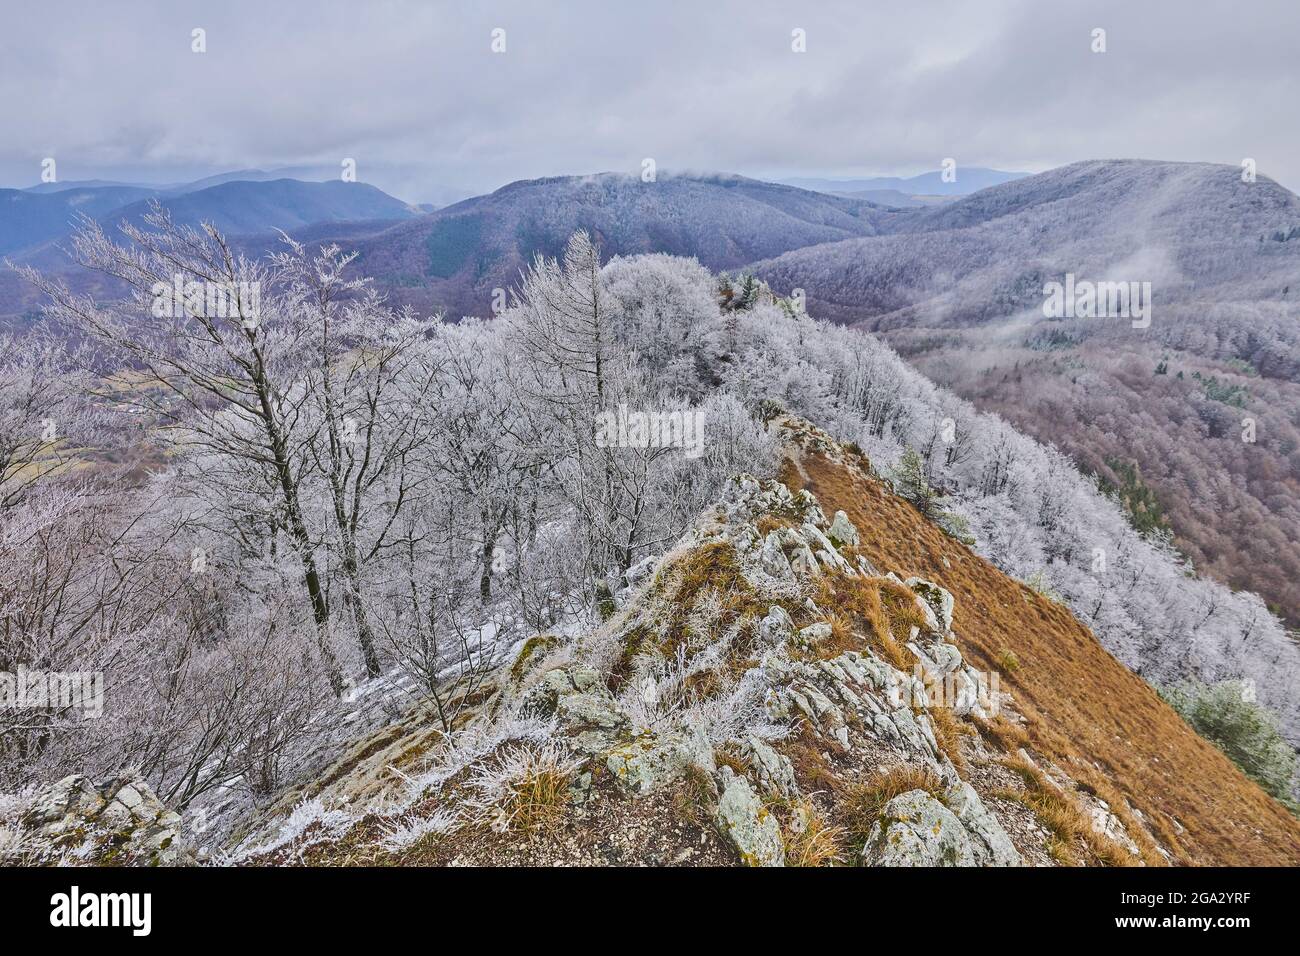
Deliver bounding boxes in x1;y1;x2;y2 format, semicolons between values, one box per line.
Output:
752;159;1300;628
0;185;159;256
0;174;418;261
783;167;1029;197
279;172;905;317
101;179;419;236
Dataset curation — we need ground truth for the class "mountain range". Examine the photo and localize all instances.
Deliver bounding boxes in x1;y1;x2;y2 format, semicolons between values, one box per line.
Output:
0;171;420;259
3;159;1298;630
238;172;904;318
782;167;1029;200
752;159;1300;628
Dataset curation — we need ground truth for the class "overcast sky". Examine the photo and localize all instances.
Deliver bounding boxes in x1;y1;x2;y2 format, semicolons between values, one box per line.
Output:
2;0;1296;203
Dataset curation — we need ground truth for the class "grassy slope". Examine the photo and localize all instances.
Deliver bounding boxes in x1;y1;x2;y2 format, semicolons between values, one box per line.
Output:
782;448;1300;866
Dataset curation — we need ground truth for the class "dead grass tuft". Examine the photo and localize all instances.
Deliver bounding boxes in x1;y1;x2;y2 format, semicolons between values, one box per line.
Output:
780;799;846;867
673;763;719;829
813;575;912;671
467;742;578;834
998;756;1133;867
840;764;945;850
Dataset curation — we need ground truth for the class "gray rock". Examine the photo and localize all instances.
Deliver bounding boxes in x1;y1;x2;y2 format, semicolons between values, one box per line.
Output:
606;726;715;795
714;768;785;867
828;510;861;548
862;790;977;866
943;781;1022;866
528;664;610;717
9;773;195;867
908;639;964;677
759;605;794;644
788;540;821;578
739;735;799;799
906;578;955;634
556;692;628;731
21;775;104;829
759;532;794;581
795;621;834;651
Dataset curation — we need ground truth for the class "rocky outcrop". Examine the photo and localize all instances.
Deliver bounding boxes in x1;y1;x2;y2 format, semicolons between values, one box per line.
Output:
221;445;1086;867
906;577;955;635
715;767;785;867
944;780;1022;866
862;790;977;866
606;727;715;796
828;510;861;548
2;773;195;866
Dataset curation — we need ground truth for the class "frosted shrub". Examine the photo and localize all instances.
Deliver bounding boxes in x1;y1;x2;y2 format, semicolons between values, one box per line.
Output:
464;741;583;833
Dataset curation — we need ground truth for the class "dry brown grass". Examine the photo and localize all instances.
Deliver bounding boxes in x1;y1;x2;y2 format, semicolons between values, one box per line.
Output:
926;705;971;772
611;541;760;690
489;767;571;833
714;745;748;776
812;575;914;671
971;713;1032;754
840;764;945;850
998;756;1134;866
468;743;576;834
780;800;846;867
755;514;796;536
782;451;1300;865
783;726;843;795
672;763;719;829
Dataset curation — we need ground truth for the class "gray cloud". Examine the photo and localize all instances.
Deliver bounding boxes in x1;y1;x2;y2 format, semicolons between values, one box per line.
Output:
2;0;1295;202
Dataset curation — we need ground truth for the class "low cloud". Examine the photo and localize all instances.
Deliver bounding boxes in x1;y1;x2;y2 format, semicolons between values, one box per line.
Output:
1;0;1296;202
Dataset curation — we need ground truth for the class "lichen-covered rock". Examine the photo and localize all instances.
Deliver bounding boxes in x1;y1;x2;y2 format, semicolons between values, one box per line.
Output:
828;510;861;548
763;647;938;759
557;692;626;730
862;790;976;867
906;577;955;634
6;773;195;866
526;664;605;716
738;735;798;799
509;634;560;685
606;726;715;795
794;621;833;652
714;768;784;866
531;666;632;754
759;605;794;644
943;781;1022;866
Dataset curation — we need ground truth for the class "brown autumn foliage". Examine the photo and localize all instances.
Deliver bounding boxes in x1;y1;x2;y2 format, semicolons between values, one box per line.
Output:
893;331;1300;627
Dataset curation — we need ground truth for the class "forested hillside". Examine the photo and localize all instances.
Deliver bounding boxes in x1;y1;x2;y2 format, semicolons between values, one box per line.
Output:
4;220;1296;866
753;160;1300;627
